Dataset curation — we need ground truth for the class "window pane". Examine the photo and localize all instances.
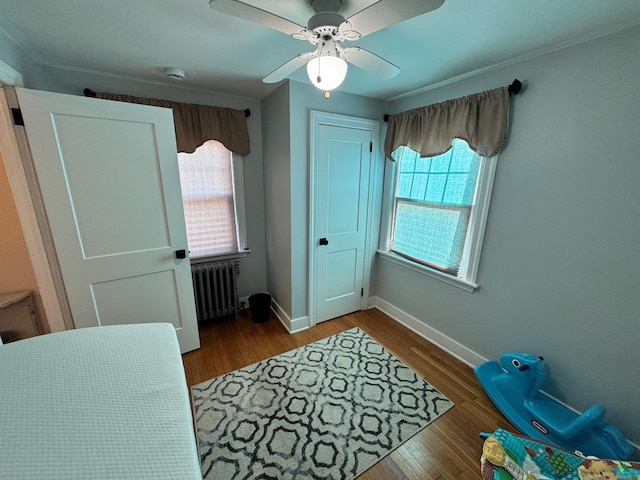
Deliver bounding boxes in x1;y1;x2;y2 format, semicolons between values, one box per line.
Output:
431;155;451;173
415;156;431;172
397;174;414;198
177;141;238;258
399;153;415;172
390;140;480;274
425;174;446;202
443;173;471;204
410;173;428;199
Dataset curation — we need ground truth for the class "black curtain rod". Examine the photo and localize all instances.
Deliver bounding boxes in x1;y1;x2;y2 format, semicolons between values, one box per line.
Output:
383;78;522;122
82;88;251;118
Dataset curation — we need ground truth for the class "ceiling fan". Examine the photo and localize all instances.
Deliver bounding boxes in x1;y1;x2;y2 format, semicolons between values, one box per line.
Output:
209;0;445;93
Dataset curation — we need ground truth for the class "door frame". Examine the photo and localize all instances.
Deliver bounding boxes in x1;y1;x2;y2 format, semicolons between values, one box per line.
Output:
308;110;381;327
0;84;68;334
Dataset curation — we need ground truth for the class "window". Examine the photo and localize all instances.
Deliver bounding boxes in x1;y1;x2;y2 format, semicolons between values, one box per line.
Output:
177;140;248;260
380;139;497;291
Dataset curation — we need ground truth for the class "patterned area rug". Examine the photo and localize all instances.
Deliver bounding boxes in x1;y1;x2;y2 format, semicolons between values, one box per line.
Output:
192;328;453;479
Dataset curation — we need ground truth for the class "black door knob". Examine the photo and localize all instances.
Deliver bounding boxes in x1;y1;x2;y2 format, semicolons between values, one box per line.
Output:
175;249;187;259
319;238;329;246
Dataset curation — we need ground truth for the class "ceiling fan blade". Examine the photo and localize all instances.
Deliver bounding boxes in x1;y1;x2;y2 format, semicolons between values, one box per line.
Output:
346;0;445;37
341;47;399;80
209;0;304;35
263;52;317;83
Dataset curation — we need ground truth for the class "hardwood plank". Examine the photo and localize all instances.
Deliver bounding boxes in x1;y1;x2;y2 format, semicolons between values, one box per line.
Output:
359;456;408;480
182;307;512;478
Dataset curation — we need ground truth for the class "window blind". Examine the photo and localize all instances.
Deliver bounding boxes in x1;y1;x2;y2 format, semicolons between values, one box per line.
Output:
177;141;238;258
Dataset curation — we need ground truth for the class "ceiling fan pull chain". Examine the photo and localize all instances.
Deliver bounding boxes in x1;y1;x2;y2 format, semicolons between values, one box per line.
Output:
316;43;325;84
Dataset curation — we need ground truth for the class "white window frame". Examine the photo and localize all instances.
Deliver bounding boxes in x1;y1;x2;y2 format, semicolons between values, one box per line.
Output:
230;152;249;254
182;148;250;265
378;147;498;292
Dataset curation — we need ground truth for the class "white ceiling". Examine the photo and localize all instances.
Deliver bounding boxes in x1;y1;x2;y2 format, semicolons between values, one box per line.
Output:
1;0;640;100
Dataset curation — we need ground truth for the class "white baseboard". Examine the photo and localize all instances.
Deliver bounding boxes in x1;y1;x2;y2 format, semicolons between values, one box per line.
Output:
251;292;482;363
365;296;377;309
289;316;310;333
372;296;487;368
372;297;640;452
271;298;309;334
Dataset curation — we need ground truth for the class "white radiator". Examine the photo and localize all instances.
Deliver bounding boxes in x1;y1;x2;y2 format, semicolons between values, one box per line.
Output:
191;260;239;321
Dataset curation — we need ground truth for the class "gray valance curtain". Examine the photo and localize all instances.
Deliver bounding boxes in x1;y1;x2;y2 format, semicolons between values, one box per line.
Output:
384;86;510;160
94;92;250;155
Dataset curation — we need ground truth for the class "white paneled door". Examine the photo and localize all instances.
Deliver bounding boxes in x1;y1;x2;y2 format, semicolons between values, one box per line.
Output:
313;116;375;323
15;88;199;353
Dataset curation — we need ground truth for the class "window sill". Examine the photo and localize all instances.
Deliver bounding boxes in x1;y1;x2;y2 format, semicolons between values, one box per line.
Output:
190;249;251;264
377;250;478;293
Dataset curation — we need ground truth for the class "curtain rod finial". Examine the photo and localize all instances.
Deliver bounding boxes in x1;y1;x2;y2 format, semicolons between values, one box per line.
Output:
508;79;523;96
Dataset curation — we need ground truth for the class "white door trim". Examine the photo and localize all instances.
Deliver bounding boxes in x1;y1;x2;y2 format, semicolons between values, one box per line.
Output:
1;63;66;334
0;87;67;333
308;110;381;327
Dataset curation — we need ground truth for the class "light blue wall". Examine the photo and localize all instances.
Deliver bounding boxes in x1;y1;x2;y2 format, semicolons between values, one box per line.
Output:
261;81;385;322
0;35;268;300
380;25;640;444
287;81;384;320
261;83;293;315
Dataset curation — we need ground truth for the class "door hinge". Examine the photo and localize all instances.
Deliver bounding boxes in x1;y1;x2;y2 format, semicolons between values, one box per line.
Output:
369;142;372;152
11;108;24;126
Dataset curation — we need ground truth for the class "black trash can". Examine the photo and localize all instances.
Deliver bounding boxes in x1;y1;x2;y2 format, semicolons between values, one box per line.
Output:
248;293;271;323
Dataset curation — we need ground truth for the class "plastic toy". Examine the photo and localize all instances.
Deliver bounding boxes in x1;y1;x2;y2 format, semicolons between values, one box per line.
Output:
474;352;633;460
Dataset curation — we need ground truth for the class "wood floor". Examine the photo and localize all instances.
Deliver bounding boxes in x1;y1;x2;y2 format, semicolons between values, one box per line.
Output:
182;307;515;479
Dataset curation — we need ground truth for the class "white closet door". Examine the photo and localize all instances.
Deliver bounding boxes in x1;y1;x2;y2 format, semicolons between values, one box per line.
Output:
16;88;199;353
314;123;372;323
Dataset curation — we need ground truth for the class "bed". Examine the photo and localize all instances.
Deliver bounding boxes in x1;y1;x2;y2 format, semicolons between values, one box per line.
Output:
0;323;202;479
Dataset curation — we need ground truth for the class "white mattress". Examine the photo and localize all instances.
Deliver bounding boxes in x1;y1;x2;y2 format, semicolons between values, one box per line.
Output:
0;323;202;479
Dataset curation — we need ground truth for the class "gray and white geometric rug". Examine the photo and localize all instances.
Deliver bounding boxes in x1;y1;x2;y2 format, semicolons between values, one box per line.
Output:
191;328;453;480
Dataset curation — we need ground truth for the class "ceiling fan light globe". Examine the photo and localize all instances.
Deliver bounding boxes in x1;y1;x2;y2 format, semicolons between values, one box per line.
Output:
306;56;347;91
